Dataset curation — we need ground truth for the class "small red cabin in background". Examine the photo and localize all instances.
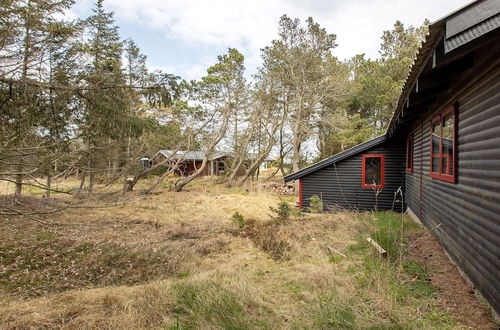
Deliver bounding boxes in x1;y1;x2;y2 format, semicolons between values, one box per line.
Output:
150;150;273;177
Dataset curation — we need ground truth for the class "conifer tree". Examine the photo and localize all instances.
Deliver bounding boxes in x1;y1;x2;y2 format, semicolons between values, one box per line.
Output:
0;0;74;196
78;0;128;193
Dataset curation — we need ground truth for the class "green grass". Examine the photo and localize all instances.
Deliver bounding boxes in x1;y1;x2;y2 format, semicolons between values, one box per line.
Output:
311;294;356;329
336;211;456;328
398;260;435;299
347;211;421;259
168;280;274;329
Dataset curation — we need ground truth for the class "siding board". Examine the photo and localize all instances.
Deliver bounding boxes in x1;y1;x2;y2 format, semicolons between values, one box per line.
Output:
301;140;405;212
406;55;500;313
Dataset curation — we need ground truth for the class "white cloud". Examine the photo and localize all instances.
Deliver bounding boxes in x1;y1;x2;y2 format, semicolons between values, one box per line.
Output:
91;0;471;78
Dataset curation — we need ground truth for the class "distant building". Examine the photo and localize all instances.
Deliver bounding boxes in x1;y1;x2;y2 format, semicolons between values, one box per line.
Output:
150;150;265;176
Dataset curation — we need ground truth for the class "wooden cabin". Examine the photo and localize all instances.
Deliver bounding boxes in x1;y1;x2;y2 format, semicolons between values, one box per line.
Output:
285;0;500;315
151;150;246;176
151;150;210;176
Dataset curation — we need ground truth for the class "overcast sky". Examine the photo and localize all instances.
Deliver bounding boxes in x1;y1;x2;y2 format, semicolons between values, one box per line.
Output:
69;0;472;80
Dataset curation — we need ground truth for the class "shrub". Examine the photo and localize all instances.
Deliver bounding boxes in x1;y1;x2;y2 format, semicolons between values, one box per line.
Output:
269;199;290;222
308;195;323;213
231;212;245;228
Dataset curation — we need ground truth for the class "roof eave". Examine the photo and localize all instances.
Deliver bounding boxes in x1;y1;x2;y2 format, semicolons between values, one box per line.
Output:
284;135;388;182
386;22;445;136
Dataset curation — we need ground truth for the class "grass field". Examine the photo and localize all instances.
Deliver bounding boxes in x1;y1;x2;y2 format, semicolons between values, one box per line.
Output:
0;176;490;329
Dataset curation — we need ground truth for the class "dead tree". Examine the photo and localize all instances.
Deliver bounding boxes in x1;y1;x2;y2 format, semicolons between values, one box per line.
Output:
173;107;232;192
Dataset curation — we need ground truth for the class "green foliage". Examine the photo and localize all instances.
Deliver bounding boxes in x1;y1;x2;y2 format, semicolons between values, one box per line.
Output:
260;15;343;171
308;195;323;213
269;199;291;222
347;21;429;134
231;212;245;228
317;112;373;159
80;0;128;141
176;271;190;279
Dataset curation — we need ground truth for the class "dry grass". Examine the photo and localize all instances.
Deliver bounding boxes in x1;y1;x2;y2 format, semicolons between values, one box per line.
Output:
0;176;473;329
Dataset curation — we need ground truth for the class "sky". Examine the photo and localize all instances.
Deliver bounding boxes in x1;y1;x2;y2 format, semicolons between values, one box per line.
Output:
68;0;473;81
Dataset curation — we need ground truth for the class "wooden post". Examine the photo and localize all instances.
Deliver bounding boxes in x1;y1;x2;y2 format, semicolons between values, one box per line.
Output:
367;237;387;257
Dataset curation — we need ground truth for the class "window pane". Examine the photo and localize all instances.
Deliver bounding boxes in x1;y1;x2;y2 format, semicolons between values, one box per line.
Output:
365;157;381;186
442;112;454;175
432;120;440;154
431;120;440;173
432;156;439;173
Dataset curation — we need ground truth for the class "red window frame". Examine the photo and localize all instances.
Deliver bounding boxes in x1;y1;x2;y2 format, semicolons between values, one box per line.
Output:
361;154;385;189
406;134;413;173
429;105;457;183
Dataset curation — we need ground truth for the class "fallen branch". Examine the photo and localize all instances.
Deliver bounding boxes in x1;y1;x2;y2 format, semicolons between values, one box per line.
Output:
327;246;347;258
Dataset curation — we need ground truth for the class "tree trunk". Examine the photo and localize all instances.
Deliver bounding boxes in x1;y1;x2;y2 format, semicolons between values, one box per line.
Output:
265;166;280;181
123;156;174;192
143;168;175;195
174;157;209;192
237;142;274;187
88;171;94;196
292;140;300;173
77;171;86;195
88;156;94;196
14;172;22;196
46;167;51;198
225;156;246;187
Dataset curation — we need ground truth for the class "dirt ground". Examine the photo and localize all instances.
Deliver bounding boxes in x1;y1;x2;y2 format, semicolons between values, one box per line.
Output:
407;231;496;329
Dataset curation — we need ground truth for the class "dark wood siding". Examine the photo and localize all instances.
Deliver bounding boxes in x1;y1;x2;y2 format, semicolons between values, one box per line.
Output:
405;55;500;314
301;139;405;211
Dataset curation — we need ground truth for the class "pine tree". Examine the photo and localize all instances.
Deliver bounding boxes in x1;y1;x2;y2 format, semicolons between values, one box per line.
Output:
39;19;79;197
78;0;128;193
261;15;339;172
0;0;74;196
348;20;429;133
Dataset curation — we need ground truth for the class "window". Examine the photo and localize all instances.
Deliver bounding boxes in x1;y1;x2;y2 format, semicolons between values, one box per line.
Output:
430;105;456;183
362;154;384;189
406;134;413;173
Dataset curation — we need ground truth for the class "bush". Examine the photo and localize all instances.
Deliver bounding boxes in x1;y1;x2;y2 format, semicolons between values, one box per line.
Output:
231;212;245;228
269;199;290;222
308;195;323;213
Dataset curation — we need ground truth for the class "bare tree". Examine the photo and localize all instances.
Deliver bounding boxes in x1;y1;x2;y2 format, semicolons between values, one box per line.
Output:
174;48;245;192
263;16;340;172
